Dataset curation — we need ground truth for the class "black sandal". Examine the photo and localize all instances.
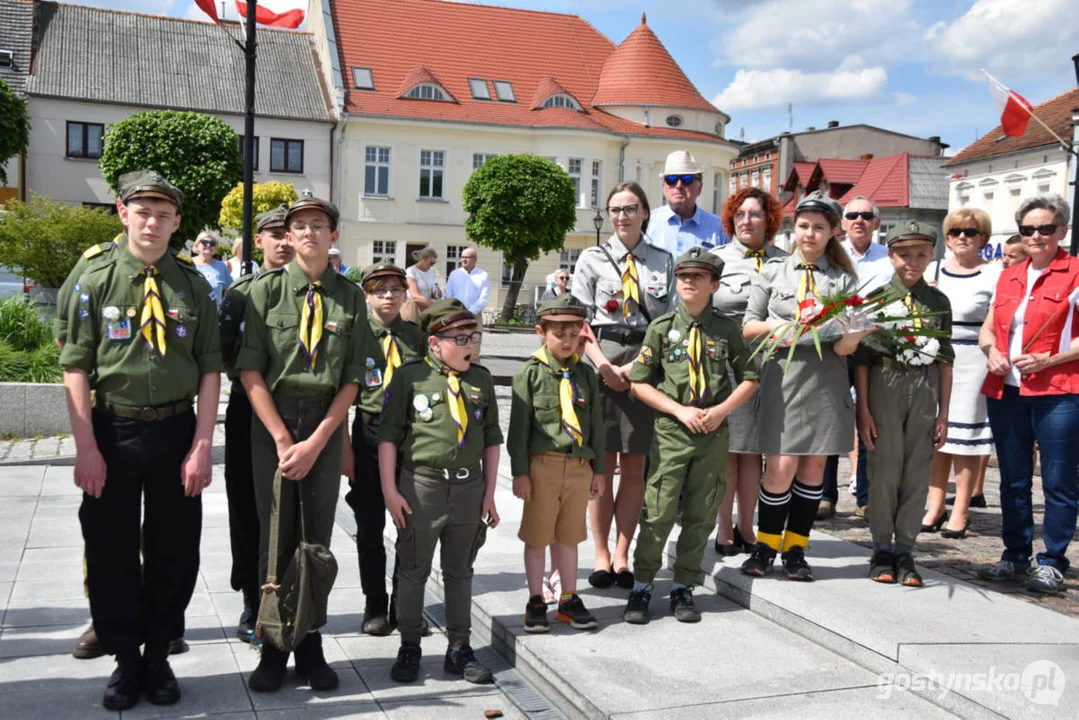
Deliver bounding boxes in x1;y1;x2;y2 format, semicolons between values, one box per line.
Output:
613;566;635;589
587;567;614;589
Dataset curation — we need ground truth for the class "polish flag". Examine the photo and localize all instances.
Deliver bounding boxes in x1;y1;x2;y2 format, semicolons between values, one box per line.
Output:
983;70;1033;138
193;0;305;29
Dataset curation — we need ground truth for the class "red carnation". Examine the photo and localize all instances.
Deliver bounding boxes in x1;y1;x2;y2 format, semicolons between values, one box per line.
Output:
605;299;619;314
906;335;916;343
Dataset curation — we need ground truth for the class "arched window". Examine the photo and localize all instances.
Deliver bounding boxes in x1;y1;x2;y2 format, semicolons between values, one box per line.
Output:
540;94;581;111
406;83;449;101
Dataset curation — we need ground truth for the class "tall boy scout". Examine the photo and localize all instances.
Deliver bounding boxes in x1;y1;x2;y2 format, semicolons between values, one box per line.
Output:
625;248;759;624
379;299;502;685
343;263;426;636
61;170;221;710
855;222;953;587
238;196;374;693
220;204;294;643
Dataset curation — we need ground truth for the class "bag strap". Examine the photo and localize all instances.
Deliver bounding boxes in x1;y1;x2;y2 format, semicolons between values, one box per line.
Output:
264;468;283;588
598;242;653;324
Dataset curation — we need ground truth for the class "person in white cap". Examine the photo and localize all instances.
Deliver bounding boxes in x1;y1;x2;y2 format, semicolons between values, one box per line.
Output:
329;247;352;275
646;151;727;256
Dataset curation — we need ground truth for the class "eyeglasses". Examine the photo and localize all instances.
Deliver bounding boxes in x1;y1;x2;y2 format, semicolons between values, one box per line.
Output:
734;210;764;221
370;286;405;298
199;240;217;247
947;227;982;238
289;222;330;233
437;332;481;346
664;174;697;187
844;211;876;221
1019;224;1059;237
606;204;639;217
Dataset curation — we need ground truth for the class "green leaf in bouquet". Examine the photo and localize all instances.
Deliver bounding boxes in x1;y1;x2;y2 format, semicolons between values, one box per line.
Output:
812;326;823;360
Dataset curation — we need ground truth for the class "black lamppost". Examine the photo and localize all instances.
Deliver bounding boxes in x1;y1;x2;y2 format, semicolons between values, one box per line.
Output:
593;209;604;246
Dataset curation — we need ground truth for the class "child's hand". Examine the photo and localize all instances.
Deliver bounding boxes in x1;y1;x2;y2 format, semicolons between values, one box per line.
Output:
675;406;707;434
341;439;355;481
590;473;605;499
512;475;532;502
934;412;948;450
857;405;878;451
482;494;500;529
279;437;322;480
385;490;413;529
702;405;730;433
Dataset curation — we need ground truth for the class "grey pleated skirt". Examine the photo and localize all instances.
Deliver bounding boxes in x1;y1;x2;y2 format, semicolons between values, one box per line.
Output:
591;338;655;455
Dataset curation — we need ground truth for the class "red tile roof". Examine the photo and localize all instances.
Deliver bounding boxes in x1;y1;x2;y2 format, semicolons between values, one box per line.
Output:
944;88;1079;166
782;162;817;192
397;66;455;101
814;158;869;185
331;0;729;143
530;76;576;110
837;153;910;208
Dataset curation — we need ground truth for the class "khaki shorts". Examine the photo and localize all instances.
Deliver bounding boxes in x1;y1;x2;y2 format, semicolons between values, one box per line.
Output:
518;452;592;547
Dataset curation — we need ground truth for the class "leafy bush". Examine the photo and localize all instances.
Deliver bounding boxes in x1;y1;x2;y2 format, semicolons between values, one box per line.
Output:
0;296;52;351
0;297;63;382
26;343;62;384
218;180;298;231
0;78;29;186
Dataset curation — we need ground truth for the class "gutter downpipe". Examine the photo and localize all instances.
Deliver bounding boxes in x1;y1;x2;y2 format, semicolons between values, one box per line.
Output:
618;135;630;182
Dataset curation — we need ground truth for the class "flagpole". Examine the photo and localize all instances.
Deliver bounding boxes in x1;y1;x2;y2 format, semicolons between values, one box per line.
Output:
240;0;257;276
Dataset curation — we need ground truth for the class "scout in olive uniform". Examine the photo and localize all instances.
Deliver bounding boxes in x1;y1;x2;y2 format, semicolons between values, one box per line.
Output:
343;262;427;636
624;248;759;624
855;222;954;586
238;196;375;693
508;295;606;634
60;170;222;710
54;233;122;345
219;204;295;643
379;299;502;685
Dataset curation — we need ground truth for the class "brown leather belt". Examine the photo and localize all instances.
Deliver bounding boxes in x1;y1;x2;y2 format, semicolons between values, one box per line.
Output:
96;399;192;421
402;463;481;481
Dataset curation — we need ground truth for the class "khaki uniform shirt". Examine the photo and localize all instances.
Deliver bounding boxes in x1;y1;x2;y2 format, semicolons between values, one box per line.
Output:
219;273;258;382
854;275;955;366
357;315;427;417
571;235;674;329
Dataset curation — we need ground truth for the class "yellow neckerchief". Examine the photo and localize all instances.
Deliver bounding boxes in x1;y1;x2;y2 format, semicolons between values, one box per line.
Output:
745;248;767;272
796;262;819;303
298;282;324;369
531;347;584;447
139;266;167;355
622;253;641;320
426;356;467;447
905;292;923;330
686;321;705;405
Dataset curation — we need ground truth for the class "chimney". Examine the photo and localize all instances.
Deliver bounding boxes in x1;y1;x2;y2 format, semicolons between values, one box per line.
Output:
1073;53;1079;87
827;120;839;128
860;153;874;161
805;126;816;131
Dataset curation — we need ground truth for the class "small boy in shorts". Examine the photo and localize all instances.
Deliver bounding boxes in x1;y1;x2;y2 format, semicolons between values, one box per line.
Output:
508;295;605;633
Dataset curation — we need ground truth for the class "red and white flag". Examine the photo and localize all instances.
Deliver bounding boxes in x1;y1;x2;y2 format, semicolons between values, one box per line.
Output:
194;0;305;29
983;70;1033;137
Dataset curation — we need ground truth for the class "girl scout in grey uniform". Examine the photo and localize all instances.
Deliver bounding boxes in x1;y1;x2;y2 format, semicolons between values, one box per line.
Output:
741;191;870;581
711;187;787;557
572;181;673;589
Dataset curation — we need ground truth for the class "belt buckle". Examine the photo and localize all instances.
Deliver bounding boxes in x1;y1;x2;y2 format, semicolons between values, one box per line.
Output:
455;467;471;480
139;407;158;422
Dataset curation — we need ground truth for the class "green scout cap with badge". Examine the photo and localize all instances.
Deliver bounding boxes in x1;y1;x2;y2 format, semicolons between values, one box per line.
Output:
285;196;340;231
361;263;406;286
536;294;587;323
422;298;476;334
255;204;288;232
674;246;724;279
118;169;183;208
886;220;938;246
795;190;842;225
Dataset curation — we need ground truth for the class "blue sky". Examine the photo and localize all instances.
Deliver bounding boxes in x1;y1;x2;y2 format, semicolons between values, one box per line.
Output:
90;0;1078;154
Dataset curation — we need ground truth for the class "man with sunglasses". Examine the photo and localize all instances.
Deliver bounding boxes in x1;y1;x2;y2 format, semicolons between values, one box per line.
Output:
646;151;727;256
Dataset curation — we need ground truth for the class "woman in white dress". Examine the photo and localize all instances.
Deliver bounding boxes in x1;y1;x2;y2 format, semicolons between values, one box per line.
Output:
403;247;441;322
921;209;1000;538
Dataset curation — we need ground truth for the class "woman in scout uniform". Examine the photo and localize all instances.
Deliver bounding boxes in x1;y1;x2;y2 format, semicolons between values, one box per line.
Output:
342;262;426;637
711;187;787;557
238;196;373;693
625;248;759;624
571;181;674;590
61;170;221;710
741;191;870;581
378;299;502;685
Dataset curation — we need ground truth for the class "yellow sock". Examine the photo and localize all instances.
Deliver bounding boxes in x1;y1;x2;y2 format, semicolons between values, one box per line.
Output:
757;531;782;552
781;531;809;553
559;591;575;603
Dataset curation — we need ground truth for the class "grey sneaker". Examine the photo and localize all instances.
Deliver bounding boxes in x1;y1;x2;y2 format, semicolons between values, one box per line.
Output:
669;587;701;623
978;559;1031;582
623;587;652;625
1026;564;1065;594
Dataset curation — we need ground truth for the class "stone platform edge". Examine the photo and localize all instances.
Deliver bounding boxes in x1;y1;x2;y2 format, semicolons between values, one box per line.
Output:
0;382;70;437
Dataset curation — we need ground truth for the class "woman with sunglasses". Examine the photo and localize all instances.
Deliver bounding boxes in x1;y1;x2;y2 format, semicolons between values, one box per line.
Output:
193;231;233;309
977;193;1079;595
920;209;1001;539
711;187;787;556
572;181;674;590
542;271;570;300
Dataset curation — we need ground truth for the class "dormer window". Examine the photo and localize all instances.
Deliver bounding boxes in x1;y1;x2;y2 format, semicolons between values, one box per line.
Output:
541;94;581;111
469;78;491;100
493;80;516;102
666;114;683;127
406;83;450;101
352;67;374;90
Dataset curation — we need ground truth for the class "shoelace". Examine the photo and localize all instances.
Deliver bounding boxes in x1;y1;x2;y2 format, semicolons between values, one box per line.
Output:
1030;565;1063;582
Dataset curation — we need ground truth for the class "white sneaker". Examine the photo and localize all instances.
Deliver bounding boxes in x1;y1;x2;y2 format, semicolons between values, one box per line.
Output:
847;475;857;495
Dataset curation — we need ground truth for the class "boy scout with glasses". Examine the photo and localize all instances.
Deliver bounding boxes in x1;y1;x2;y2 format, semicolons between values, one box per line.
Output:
238;196;375;693
343;263;427;636
219;204;294;644
624;248;759;624
60;170;222;710
379;299;501;685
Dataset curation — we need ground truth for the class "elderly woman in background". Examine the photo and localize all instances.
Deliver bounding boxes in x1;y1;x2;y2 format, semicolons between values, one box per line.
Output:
192;230;232;309
542;270;570;300
711;187;787;555
402;247;441;323
978;194;1079;595
921;209;1001;539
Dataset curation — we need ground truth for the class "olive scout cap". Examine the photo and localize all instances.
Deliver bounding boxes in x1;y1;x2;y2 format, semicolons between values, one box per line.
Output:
255;204;288;232
284;196;340;231
795;190;842;225
422;298;476;334
886;220;938;247
536;294;588;323
361;262;406;286
675;246;724;279
118;169;183;208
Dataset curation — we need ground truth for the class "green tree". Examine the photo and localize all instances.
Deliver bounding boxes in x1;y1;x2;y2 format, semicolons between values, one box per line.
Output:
218;180;298;230
0;78;30;186
98;110;242;248
462;154;577;321
0;195;123;287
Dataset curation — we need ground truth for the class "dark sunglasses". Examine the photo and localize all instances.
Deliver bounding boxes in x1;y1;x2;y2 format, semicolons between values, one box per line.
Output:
199;240;217;247
947;227;982;238
1018;224;1059;237
663;174;697;187
844;211;876;221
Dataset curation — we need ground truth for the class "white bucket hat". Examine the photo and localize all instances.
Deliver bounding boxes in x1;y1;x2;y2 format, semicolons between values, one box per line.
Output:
661;150;703;176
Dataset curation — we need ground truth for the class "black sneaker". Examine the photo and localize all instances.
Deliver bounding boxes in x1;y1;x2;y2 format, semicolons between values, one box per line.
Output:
390;643;422;683
622;587;652;625
669;587;701;623
895;553;923;587
555;593;598;630
523;595;550;634
869;550;896;583
740;543;777;576
444;645;493;684
782;545;814;581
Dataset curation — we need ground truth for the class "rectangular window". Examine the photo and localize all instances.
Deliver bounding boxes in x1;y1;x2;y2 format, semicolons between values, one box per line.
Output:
445;244;467;278
66;121;104;159
472;153;497;170
364;146;390;196
493;80;515;102
590;160;602;208
419;149;445;199
751;170;760;187
238;135;260;171
560;247;582;273
352;66;374;90
270;138;304;173
468;78;490;100
372;240;397;265
501;255;514;288
762;167;772;190
568;158;583;207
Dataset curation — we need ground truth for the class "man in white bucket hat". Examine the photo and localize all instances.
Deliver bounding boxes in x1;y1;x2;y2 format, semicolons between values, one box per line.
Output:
646;150;727;256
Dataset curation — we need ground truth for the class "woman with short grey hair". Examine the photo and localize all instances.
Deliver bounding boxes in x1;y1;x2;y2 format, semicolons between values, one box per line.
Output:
404;247;442;322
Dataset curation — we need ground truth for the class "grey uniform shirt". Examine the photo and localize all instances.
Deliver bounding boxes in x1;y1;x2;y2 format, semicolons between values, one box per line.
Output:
572;235;674;329
744;252;857;327
712;239;788;322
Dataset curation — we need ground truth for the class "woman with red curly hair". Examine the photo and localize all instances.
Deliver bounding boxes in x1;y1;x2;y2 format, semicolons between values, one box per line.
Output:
710;187;787;556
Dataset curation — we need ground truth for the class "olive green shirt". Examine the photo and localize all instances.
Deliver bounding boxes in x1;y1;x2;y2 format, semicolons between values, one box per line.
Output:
59;244;223;405
854;274;955;367
357;315;427;417
628;304;758;411
219;272;258;382
52;236;123;343
237;261;372;396
378;353;503;469
507;347;606;477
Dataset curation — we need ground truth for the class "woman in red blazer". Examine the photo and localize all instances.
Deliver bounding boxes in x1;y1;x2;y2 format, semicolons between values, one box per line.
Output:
977;193;1079;594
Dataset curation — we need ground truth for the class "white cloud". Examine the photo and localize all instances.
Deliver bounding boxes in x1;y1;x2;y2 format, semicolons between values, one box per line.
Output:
894;92;916;105
712;65;888;111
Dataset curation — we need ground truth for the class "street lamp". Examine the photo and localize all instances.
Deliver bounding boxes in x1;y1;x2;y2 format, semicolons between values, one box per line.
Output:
593;209;604;246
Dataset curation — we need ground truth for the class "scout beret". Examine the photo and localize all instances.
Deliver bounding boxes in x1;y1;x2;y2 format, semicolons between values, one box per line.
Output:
536;294;587;323
118;169;183;208
886;220;938;246
255;204;288;232
795;190;842;225
361;262;407;286
422;298;476;334
674;246;724;278
284;196;340;231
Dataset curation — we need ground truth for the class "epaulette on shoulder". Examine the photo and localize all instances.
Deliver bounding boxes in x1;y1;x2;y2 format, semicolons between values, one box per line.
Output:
764;256;786;265
82;242;114;260
252;266;286;284
401;356;426;368
649;243;673;257
174;252;194;265
653;311;677;326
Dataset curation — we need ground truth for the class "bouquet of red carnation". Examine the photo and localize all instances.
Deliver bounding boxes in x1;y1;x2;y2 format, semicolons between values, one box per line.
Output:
860;293;950;365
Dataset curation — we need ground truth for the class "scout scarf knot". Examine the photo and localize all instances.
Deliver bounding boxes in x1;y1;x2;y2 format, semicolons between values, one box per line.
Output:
687;322;706;405
745;248;767;272
140;266;167;355
796;262;819;303
621;253;641;320
298;282;324;370
531;348;584;447
905;292;923;330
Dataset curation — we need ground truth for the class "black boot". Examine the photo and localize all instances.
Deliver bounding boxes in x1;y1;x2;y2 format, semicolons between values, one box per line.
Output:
237;586;259;643
103;655;141;710
294;632;339;691
248;642;289;693
362;596;391;637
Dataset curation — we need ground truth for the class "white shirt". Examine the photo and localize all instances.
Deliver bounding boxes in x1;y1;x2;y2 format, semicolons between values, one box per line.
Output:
842;237;893;294
406;264;440;301
445;266;490;316
1005;264;1047;387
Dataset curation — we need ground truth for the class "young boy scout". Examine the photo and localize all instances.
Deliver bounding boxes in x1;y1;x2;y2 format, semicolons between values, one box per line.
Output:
220;204;294;643
238;196;374;693
343;263;427;636
379;299;502;685
60;170;222;710
508;295;605;633
625;247;759;624
855;221;954;587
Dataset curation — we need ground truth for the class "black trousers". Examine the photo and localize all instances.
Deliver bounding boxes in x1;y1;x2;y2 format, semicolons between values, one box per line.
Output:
224;382;260;598
80;409;202;663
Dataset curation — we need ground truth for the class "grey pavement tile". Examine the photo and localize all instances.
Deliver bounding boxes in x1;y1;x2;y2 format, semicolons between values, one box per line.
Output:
0;675;118;717
0;562;18;583
0;646;114;696
255;703;383;719
323;587;367;637
13;546;84;582
2;597;89;629
0;623;88;658
121;643;253;719
0;466;45;496
378;692;528;719
182;613;231;646
9;576;87;604
0;580;11;613
41;466;77;497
